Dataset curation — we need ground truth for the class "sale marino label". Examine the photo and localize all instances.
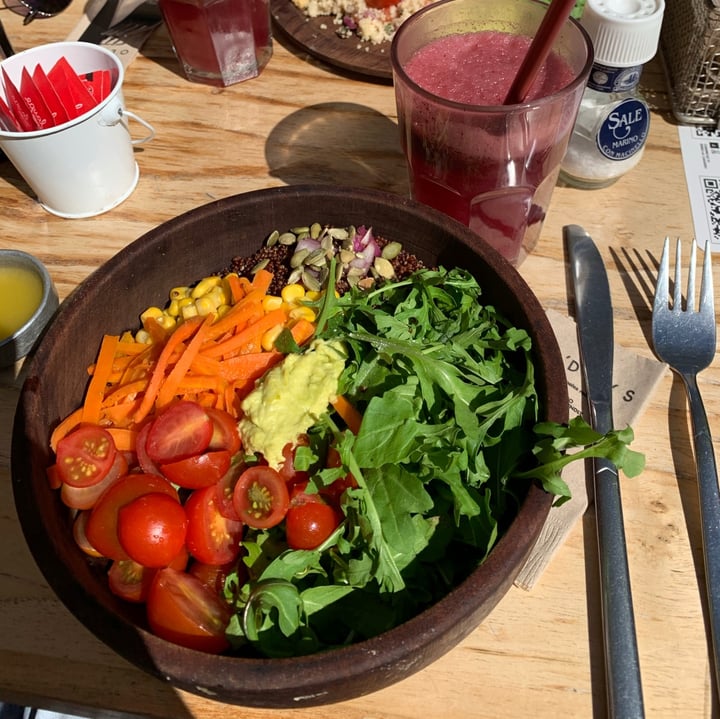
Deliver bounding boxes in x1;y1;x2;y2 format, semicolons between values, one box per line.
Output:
596;97;650;162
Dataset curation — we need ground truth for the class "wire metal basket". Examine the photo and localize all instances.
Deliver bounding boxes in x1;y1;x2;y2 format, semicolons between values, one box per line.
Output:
661;0;720;126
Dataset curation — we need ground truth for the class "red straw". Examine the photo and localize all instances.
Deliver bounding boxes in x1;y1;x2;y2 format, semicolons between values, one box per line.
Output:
503;0;578;105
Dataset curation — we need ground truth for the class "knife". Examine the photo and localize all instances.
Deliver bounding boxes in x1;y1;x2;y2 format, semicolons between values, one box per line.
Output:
565;225;645;719
78;0;121;44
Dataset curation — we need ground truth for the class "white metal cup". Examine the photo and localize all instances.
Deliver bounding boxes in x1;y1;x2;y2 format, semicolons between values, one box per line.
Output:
0;41;154;218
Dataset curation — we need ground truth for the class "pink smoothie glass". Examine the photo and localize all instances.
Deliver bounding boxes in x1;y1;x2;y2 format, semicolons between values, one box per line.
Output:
390;0;593;265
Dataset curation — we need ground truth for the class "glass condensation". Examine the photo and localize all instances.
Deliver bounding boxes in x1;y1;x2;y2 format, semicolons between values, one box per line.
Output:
159;0;272;87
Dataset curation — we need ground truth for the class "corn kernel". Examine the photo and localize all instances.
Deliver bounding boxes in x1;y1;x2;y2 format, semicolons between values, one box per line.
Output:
289;305;316;323
305;290;322;301
156;315;177;330
135;329;152;344
281;284;306;305
181;303;199;319
191;276;221;299
261;325;284;352
262;295;284;312
195;296;216;316
140;307;164;323
207;284;228;308
167;299;182;317
216;304;231;318
170;286;190;301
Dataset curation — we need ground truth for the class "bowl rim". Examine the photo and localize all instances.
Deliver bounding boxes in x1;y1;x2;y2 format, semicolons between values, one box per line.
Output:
11;184;566;707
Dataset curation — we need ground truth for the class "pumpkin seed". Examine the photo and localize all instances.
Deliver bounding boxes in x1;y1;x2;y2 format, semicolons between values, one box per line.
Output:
278;231;298;246
266;229;280;247
302;270;322;292
306;249;327;268
287;267;303;285
291;226;310;235
290;248;310;268
374;256;395;279
252;258;270;273
339;249;355;265
310;222;323;239
328;227;349;241
381;241;402;260
320;234;335;252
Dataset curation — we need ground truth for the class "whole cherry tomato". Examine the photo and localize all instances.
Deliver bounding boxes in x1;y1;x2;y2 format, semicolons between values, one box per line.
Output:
285;502;342;550
117;492;188;568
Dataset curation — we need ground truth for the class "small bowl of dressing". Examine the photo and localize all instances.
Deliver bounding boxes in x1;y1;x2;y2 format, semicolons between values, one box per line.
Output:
0;250;59;368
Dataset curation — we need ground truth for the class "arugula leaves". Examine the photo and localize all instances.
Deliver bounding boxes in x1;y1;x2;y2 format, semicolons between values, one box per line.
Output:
225;266;644;657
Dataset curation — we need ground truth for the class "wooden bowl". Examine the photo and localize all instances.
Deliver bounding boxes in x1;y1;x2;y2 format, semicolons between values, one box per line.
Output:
11;185;566;708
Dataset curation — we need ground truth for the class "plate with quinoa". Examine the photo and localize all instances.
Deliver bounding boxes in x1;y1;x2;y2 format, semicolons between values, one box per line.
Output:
270;0;433;80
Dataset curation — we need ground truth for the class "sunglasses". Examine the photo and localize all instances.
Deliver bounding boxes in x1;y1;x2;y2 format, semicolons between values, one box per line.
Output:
1;0;72;25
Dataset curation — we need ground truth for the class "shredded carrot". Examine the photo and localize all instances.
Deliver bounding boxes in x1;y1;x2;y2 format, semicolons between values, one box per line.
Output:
226;273;246;304
289;318;316;346
133;315;206;424
50;407;84;452
156;314;214;409
202;307;289;360
331;395;363;435
106;427;137;452
82;334;120;426
251;267;273;295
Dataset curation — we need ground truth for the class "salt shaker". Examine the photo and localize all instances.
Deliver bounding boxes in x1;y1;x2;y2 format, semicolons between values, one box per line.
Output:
560;0;665;189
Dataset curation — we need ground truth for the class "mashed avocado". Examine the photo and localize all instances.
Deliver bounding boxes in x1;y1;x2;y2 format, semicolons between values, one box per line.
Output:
238;339;347;468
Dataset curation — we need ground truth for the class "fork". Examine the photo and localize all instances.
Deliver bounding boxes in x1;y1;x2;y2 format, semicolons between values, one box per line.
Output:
99;1;161;48
652;237;720;687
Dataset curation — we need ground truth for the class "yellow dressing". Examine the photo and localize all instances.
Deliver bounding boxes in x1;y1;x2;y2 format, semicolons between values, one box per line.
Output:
0;265;43;341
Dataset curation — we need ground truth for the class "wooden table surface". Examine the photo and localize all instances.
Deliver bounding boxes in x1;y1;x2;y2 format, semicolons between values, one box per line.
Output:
0;4;718;718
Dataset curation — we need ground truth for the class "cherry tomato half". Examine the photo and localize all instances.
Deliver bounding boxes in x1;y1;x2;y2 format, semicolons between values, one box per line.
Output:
108;549;189;603
147;568;232;653
277;435;310;485
118;492;188;568
60;450;128;511
145;401;213;464
323;446;359;503
160;450;232;490
185;484;244;565
86;473;179;561
232;466;289;529
189;560;241;597
285;502;342;550
205;407;241;455
135;421;161;475
55;425;117;488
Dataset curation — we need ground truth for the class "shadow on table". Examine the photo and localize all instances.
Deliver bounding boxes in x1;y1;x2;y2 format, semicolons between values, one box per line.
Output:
264;102;409;196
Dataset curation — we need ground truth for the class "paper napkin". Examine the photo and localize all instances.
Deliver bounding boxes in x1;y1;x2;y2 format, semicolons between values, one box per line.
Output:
514;309;666;590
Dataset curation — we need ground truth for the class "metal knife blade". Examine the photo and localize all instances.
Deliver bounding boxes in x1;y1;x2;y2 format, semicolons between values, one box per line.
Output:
78;0;121;44
565;224;645;719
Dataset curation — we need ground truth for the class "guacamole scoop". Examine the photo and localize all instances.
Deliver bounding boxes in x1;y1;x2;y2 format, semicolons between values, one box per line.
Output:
237;339;347;468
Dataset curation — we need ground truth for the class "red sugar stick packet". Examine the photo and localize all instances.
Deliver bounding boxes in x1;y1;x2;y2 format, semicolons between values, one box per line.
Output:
1;68;39;131
20;68;54;130
32;64;69;126
0;95;19;132
80;69;111;103
47;56;98;120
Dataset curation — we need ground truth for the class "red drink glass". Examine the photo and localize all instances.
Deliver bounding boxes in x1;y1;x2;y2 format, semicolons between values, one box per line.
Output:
390;0;592;265
158;0;272;87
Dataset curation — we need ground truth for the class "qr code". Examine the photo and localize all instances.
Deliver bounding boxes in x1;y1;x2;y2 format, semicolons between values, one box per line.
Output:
701;177;720;240
694;126;720;139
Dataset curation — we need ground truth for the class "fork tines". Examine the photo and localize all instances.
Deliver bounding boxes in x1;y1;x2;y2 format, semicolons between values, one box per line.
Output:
657;237;714;316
